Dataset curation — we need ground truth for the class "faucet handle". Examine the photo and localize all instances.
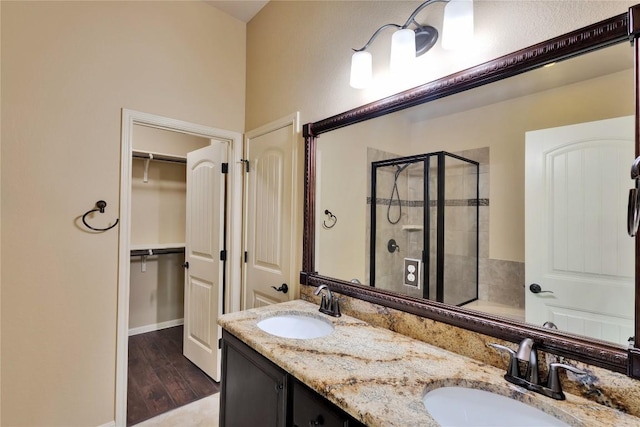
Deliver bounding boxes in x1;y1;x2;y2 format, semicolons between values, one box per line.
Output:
319;294;329;311
329;296;341;317
488;343;519;378
546;363;586;396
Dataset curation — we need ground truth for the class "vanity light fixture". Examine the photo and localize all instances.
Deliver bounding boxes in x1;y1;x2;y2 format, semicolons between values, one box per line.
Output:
349;0;473;89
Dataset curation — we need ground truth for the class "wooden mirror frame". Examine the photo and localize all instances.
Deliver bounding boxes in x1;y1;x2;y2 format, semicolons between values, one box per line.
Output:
301;6;640;377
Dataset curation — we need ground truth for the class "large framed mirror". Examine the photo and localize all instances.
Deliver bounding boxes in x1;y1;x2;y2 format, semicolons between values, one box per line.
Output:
301;6;640;376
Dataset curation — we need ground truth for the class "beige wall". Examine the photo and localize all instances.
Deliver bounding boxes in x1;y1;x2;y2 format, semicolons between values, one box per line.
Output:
130;158;187;329
246;1;637;129
1;1;245;426
247;0;637;298
316;113;410;280
133;125;212;157
129;253;185;331
1;1;638;426
131;126;210;247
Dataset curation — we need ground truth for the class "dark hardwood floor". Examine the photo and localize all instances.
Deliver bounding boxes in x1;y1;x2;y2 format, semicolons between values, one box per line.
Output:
127;325;220;426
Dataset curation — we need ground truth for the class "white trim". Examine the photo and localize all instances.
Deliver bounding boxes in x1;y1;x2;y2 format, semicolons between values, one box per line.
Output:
128;318;184;336
97;421;116;427
117;109;242;427
242;113;301;309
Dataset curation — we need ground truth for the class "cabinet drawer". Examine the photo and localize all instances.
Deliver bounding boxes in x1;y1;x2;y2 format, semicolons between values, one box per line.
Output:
292;380;363;427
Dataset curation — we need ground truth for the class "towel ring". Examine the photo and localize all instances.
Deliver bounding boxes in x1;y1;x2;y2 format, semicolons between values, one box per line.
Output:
82;200;119;232
322;209;337;229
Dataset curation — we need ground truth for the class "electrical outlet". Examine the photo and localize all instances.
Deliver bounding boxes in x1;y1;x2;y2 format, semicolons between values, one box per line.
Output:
404;258;421;288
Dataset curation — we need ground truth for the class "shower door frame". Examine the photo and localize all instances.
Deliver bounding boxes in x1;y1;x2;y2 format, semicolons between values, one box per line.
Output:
370;154;430;297
370;151;480;305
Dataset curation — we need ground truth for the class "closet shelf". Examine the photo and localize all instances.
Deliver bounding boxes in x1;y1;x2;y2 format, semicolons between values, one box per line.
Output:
130;243;186;257
132;150;187;164
131;243;185;250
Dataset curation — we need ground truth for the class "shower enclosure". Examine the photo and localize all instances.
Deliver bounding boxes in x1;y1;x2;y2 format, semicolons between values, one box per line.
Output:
370;151;479;305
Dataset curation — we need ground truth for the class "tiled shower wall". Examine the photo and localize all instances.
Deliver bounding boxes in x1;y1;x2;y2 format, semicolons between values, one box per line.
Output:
432;153;479;305
366;146;524;308
462;148;525;310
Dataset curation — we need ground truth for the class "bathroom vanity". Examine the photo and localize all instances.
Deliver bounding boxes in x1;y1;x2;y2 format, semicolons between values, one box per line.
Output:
217;6;640;426
218;300;640;427
220;331;365;427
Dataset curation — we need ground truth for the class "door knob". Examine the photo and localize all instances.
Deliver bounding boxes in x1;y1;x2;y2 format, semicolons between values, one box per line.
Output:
271;283;289;294
529;283;553;294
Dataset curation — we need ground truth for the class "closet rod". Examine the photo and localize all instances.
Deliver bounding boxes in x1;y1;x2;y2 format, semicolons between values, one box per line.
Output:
132;152;187;164
130;247;185;257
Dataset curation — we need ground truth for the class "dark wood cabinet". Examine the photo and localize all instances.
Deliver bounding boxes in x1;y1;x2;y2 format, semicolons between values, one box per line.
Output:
220;331;288;427
220;330;366;427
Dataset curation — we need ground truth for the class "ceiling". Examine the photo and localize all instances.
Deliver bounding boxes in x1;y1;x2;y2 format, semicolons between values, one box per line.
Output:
205;0;269;23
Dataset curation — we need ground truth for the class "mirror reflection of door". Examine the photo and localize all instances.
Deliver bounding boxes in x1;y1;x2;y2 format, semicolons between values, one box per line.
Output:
525;116;634;346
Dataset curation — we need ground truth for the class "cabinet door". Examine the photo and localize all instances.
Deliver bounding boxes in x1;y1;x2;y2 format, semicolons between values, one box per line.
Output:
292;380;364;427
220;332;287;427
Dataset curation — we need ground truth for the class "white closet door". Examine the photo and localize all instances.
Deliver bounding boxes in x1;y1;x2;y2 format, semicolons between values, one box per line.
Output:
184;143;226;381
244;120;297;309
525;116;634;346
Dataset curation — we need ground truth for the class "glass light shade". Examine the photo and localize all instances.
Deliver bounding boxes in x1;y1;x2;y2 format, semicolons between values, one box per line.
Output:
390;28;416;74
441;0;474;50
350;51;373;89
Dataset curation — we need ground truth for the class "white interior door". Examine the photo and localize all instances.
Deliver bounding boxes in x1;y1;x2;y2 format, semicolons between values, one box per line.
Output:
244;117;298;309
184;143;227;381
525;116;634;346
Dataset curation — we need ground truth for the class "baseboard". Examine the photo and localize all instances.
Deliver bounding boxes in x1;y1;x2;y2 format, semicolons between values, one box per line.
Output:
97;421;115;427
128;318;184;336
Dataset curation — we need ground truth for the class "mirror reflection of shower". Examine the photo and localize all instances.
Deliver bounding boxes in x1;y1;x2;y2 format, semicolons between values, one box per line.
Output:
370;151;479;305
387;163;410;224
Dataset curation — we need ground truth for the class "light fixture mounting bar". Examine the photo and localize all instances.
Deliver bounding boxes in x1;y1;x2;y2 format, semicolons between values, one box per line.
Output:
402;0;449;28
352;0;449;54
353;23;402;52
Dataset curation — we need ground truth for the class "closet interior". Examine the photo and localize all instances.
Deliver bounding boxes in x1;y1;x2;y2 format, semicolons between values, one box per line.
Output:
127;125;216;425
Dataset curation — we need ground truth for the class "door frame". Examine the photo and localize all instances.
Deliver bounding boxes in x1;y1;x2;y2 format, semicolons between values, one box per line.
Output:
116;109;242;426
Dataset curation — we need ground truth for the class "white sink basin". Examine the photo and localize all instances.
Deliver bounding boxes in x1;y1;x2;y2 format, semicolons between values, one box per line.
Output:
257;314;334;339
423;387;569;426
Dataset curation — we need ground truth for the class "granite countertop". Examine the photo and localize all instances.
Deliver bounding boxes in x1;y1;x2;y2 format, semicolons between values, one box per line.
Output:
218;299;639;427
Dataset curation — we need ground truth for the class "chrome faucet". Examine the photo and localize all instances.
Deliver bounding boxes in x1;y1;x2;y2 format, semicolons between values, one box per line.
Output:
515;338;539;385
489;337;586;400
313;285;341;317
